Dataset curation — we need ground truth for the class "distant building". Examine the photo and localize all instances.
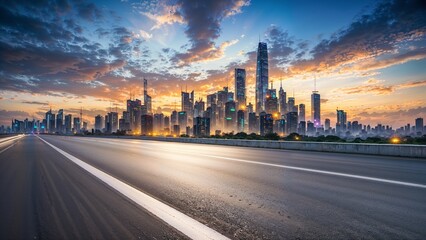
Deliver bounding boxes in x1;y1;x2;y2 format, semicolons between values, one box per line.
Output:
73;117;81;133
141;114;153;135
415;118;424;134
95;115;104;132
259;112;273;136
64;114;72;134
144;78;152;114
325;118;331;131
265;85;278;114
225;101;237;132
299;104;305;122
235;68;246;110
56;109;64;134
336;109;347;133
255;42;269;113
193;117;210;137
248;112;258;134
237;110;245;132
311;91;321;127
286;111;298;134
279;81;287;115
287;97;295;113
178;111;187;134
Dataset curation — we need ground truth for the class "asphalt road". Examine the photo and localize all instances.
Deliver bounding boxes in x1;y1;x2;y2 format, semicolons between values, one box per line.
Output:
1;135;426;239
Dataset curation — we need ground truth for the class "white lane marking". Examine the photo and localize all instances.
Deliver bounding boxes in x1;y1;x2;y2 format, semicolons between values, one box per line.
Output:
37;136;229;240
198;154;426;189
47;136;426;189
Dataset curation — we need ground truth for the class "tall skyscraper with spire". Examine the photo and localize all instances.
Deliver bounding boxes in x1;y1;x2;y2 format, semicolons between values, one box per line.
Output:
311;90;321;127
144;78;152;114
255;42;268;113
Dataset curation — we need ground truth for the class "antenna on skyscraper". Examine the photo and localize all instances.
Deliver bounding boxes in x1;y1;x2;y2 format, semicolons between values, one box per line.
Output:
80;107;83;123
314;74;317;92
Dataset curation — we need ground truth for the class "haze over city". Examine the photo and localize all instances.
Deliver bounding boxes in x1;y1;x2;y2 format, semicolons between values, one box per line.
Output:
1;0;425;128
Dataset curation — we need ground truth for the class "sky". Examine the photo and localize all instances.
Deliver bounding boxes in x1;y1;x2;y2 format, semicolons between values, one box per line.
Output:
0;0;425;128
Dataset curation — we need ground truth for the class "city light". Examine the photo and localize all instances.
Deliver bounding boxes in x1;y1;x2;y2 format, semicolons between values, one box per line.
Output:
390;137;401;144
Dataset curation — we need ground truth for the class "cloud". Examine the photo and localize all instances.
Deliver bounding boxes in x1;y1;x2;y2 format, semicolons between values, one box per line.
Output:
288;0;426;76
142;4;185;30
21;101;48;105
338;79;426;95
169;0;250;65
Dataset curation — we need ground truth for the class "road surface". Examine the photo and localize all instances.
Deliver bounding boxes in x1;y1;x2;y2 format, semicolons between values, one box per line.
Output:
0;134;425;239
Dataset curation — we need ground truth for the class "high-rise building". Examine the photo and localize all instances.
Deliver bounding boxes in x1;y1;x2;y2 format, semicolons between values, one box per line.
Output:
299;104;305;122
311;91;321;127
127;99;142;133
265;84;278;114
225;101;237;132
194;99;205;118
286;111;298;134
279;81;287;115
235;68;246;110
94;114;104;131
144;78;152;114
298;121;306;135
248;112;258;134
56;109;63;134
260;112;273;136
207;93;217;107
46;109;55;133
171;110;178;126
73;117;81;133
178;111;187;134
336;109;347;133
287;97;295;113
107;112;118;133
237;110;245;132
325;118;331;131
153;113;164;133
415;118;424;134
181;90;194;116
193;117;210;137
255;42;268;113
141;114;153;135
64;114;72;134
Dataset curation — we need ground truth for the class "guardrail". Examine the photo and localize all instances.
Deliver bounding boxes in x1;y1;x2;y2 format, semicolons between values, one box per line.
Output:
138;137;426;158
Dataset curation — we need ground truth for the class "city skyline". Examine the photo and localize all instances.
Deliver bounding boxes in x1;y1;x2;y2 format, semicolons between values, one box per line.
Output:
1;0;426;128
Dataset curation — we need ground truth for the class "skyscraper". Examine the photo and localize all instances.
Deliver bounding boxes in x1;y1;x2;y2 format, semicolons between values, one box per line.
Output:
286;111;298;134
299;104;305;122
255;42;268;113
144;78;152;114
265;84;278;114
64;114;72;134
336;109;347;133
181;90;194;119
225;101;237;132
56;109;63;134
235;68;246;110
311;91;321;127
279;81;287;115
415;118;424;134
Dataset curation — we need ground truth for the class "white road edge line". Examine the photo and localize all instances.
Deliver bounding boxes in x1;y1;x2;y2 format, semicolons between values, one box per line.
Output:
37;136;229;240
60;137;426;189
199;154;426;189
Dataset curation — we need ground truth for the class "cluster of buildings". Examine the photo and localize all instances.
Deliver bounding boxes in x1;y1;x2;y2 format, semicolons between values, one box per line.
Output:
3;42;425;139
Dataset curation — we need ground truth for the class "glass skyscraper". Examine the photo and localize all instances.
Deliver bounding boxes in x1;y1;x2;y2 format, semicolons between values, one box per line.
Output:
311;91;321;127
234;68;246;110
255;42;268;113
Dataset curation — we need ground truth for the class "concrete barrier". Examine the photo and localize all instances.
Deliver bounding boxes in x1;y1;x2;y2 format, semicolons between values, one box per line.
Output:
138;137;426;158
